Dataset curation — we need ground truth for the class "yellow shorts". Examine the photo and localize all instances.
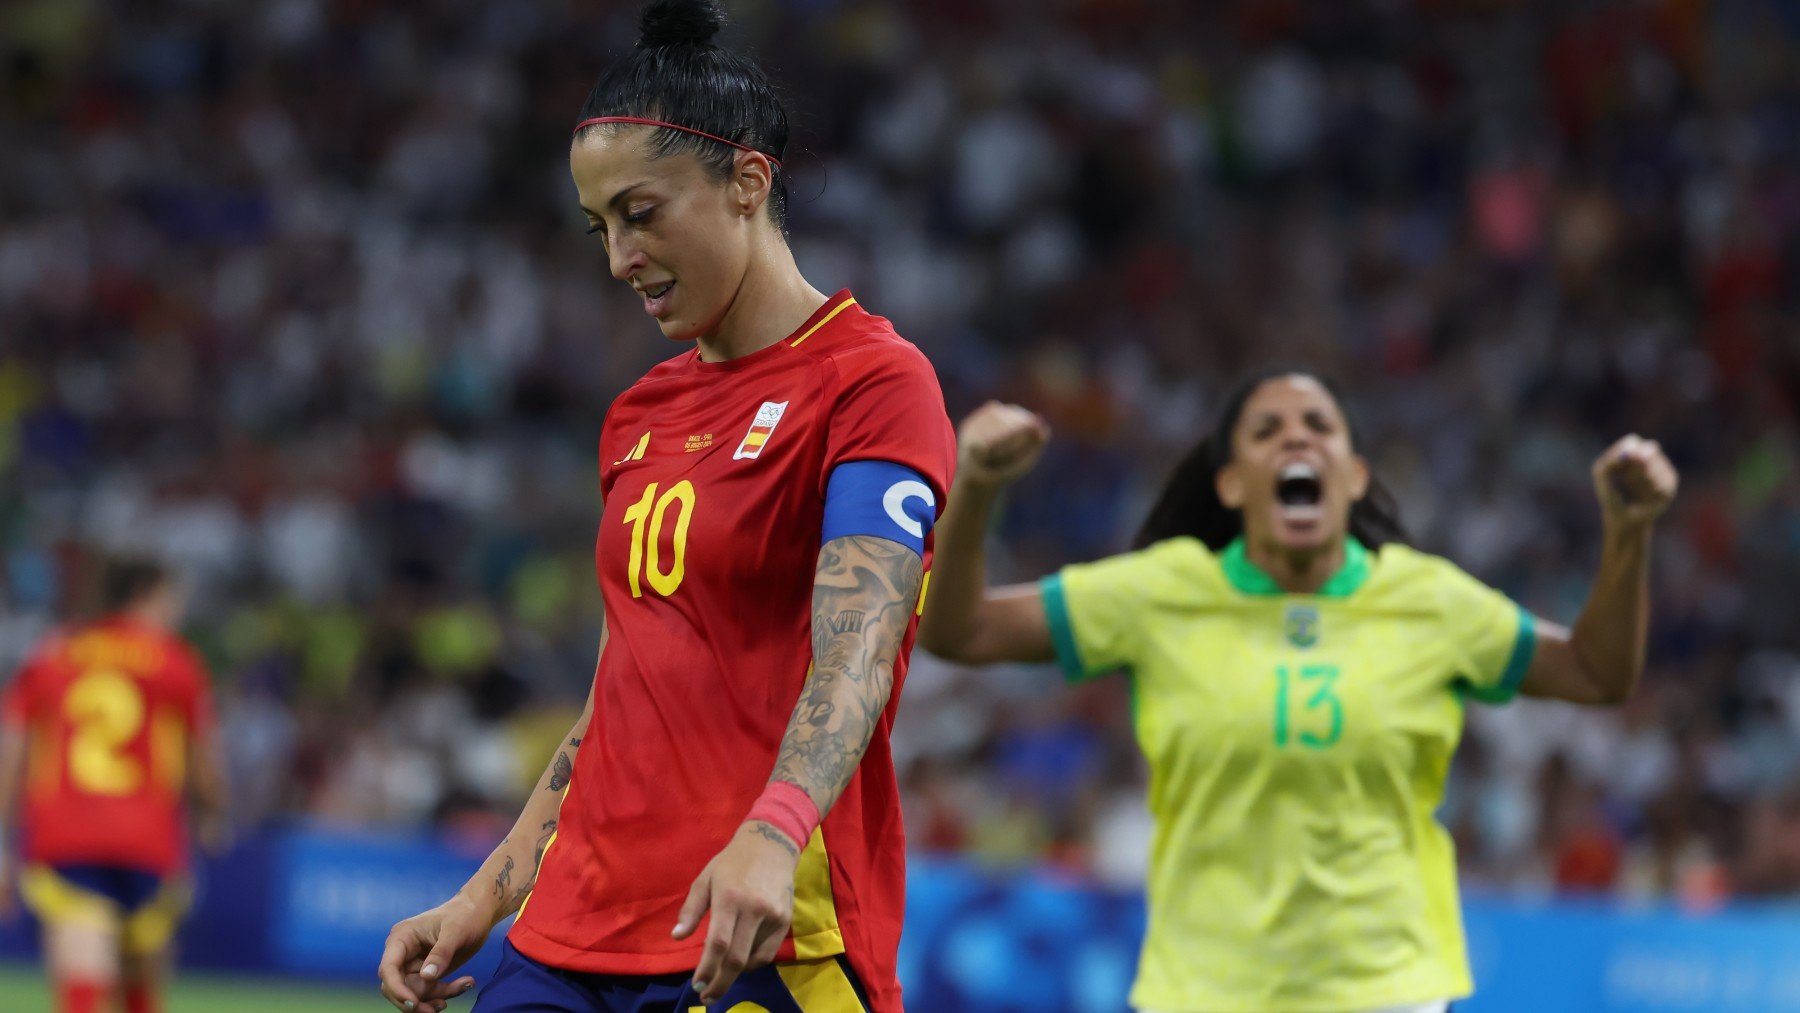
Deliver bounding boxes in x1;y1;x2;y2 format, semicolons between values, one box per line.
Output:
20;864;192;956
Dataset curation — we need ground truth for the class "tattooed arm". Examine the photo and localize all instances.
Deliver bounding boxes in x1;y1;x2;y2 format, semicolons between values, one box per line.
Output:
772;535;923;814
676;535;924;1004
470;725;581;918
377;626;604;1012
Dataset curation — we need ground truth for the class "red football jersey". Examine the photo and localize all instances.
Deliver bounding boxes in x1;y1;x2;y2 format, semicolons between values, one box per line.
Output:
1;616;214;876
510;292;955;1012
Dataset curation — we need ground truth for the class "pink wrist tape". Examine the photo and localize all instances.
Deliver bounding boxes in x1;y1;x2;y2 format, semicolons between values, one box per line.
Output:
746;781;820;851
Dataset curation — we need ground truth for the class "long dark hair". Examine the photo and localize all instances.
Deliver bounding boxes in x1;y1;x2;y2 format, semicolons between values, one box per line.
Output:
1132;367;1408;551
574;0;792;233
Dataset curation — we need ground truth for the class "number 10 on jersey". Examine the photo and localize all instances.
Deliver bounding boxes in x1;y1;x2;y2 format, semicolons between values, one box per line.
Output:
622;480;695;598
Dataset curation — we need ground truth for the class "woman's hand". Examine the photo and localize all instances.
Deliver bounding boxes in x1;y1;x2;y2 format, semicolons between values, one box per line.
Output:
1593;434;1679;529
377;894;487;1012
957;401;1050;488
673;821;801;1005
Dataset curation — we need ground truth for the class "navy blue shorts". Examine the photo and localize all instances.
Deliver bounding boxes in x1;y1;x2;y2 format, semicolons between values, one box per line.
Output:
473;939;872;1013
48;864;165;913
20;863;191;955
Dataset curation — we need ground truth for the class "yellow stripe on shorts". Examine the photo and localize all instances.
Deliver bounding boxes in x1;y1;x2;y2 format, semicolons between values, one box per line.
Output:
19;866;117;930
776;955;867;1012
124;878;191;955
18;866;190;954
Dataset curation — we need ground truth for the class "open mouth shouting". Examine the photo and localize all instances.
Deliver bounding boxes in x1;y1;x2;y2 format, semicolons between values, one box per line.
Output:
1275;461;1325;526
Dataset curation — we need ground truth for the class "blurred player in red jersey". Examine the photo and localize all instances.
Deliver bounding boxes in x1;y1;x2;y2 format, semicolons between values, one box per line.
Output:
0;556;228;1013
377;2;954;1012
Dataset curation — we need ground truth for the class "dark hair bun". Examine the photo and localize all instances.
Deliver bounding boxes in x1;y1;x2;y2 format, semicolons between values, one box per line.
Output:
638;0;725;48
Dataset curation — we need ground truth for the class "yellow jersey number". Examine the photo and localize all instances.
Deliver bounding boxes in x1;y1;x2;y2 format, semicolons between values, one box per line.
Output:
63;669;146;796
61;669;188;796
622;480;696;598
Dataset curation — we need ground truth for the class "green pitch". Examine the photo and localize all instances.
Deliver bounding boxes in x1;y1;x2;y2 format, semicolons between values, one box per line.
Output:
0;963;401;1011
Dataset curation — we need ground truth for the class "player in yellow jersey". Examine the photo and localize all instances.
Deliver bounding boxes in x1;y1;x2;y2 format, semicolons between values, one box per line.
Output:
918;368;1679;1013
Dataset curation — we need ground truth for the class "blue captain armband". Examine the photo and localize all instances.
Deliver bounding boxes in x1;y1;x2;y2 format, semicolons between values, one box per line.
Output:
821;460;937;557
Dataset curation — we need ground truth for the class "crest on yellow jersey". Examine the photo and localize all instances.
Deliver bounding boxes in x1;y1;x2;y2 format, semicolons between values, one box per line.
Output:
1285;604;1319;649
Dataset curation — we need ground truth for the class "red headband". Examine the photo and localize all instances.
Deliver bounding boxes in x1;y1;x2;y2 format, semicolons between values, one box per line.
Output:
572;116;782;170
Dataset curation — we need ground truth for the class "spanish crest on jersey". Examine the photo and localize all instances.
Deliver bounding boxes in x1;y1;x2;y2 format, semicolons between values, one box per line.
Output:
733;400;789;460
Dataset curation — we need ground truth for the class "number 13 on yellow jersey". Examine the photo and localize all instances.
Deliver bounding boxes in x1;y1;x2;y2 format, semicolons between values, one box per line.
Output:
1274;664;1343;749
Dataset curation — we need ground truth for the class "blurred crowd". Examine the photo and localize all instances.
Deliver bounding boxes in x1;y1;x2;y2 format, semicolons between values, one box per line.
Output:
3;0;1798;901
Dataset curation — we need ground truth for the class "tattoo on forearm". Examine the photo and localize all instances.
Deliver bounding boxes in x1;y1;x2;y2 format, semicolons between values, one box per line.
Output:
548;752;573;792
489;818;560;915
493;855;515;900
772;535;923;816
568;737;582;747
534;819;557;865
747;820;801;857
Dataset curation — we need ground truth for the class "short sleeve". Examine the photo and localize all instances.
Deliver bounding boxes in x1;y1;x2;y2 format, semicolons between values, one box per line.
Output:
818;346;955;510
1040;545;1172;683
595;399;637;500
1436;563;1537;704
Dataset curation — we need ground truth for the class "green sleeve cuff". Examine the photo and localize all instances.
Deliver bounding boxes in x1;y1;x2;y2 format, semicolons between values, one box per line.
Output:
1467;606;1537;704
1039;574;1090;684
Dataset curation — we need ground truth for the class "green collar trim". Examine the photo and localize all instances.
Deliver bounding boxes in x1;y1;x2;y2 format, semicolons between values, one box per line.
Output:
1219;537;1372;598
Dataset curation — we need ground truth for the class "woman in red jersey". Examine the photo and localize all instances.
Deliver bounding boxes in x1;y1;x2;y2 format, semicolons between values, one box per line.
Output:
378;3;954;1012
0;557;228;1013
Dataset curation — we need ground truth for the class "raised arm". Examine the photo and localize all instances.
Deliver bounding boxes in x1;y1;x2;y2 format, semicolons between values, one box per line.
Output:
1522;434;1679;705
917;401;1057;665
378;623;606;1013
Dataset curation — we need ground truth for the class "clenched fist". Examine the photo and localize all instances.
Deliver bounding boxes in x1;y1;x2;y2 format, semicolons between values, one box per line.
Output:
957;402;1050;488
1593;434;1679;529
